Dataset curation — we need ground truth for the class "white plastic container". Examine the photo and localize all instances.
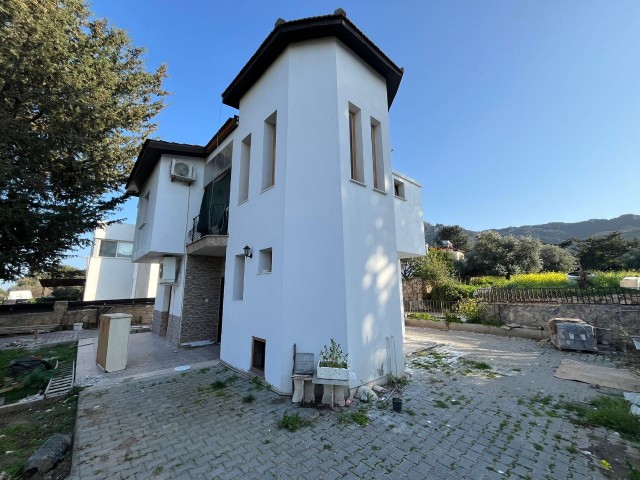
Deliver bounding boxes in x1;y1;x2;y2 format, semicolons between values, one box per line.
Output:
316;363;349;381
73;323;83;331
620;277;640;290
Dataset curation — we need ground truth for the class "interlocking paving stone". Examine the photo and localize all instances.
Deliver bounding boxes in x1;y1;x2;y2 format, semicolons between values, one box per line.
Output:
70;327;640;479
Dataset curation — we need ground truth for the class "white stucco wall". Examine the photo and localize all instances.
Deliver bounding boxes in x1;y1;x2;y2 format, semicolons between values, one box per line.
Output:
132;155;205;262
84;224;159;301
334;40;405;383
221;47;289;386
220;38;408;392
393;171;426;259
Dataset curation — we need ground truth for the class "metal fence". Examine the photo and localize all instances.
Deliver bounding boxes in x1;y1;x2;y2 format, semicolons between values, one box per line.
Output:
404;300;459;314
474;287;640;305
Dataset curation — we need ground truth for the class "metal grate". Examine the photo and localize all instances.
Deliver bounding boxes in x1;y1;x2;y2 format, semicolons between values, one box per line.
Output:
44;361;75;398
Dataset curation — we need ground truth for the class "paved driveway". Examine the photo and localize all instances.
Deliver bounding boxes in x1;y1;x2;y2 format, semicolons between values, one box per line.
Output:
71;327;636;479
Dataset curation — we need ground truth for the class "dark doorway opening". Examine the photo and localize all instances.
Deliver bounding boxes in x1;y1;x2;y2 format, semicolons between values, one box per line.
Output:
251;337;266;374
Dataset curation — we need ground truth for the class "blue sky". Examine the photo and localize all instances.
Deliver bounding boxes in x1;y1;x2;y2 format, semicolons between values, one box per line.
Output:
65;1;640;267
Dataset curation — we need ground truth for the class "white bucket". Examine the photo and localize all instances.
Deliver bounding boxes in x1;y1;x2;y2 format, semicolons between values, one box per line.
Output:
73;323;83;331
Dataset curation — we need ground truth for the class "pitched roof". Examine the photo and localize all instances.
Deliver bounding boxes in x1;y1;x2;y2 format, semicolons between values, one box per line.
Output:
126;116;238;196
221;12;404;109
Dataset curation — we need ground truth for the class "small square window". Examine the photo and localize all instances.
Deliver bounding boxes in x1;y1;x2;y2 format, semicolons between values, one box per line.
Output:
394;179;405;199
258;248;272;274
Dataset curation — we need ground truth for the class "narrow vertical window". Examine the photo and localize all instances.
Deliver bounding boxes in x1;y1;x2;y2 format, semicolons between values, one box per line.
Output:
138;191;149;228
238;134;251;203
262;111;277;191
233;254;245;300
370;118;384;191
348;104;363;183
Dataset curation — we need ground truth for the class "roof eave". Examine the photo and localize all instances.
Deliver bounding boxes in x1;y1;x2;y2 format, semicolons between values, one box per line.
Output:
221;14;403;109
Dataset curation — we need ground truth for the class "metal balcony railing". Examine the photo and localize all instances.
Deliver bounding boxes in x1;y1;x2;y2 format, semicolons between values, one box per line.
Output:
187;204;228;244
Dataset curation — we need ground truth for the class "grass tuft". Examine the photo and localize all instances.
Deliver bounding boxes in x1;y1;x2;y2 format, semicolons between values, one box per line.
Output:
562;396;640;442
277;413;312;432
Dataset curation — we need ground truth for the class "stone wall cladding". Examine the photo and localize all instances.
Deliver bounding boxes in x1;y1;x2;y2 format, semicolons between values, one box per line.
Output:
152;309;168;336
166;314;181;347
402;278;428;301
483;303;640;344
180;255;225;344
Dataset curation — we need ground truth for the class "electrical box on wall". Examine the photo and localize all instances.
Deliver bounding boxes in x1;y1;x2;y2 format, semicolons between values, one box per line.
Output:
159;257;179;285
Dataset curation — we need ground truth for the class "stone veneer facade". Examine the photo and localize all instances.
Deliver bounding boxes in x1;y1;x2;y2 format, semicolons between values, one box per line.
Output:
152;309;168;336
157;255;226;347
180;255;225;344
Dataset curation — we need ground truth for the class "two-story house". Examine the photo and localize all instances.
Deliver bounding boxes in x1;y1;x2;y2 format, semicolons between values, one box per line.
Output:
125;11;425;394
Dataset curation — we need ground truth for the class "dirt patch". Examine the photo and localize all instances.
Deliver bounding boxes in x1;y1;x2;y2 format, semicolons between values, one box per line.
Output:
588;435;640;479
0;392;78;479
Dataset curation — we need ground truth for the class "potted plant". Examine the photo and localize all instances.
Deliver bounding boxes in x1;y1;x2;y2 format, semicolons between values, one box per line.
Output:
317;339;349;381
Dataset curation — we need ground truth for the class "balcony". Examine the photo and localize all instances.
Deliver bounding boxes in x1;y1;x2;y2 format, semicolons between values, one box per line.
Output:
186;204;228;256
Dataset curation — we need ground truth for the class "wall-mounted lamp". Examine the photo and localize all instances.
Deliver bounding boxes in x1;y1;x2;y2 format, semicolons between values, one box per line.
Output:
243;245;253;258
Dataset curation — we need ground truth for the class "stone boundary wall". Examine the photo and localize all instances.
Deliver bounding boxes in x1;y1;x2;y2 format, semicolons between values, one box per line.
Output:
405;318;547;340
407;303;640;345
0;301;153;331
402;278;428;301
482;303;640;344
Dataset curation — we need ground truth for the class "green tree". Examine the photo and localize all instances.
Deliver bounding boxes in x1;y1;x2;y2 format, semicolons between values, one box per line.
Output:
539;244;576;272
400;257;422;280
435;225;469;251
464;231;542;278
0;0;167;281
578;232;633;271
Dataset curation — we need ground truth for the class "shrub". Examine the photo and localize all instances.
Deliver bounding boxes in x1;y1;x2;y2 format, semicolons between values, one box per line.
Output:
319;339;348;369
444;312;462;325
507;272;571;289
430;281;476;302
591;271;640;288
407;312;438;322
457;299;484;324
469;276;509;287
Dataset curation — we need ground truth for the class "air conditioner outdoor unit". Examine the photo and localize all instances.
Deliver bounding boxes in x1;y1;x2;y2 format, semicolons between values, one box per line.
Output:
170;159;196;185
159;257;179;285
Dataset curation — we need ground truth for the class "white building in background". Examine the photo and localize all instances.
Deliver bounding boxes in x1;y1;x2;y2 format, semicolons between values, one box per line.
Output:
84;224;159;301
126;11;425;394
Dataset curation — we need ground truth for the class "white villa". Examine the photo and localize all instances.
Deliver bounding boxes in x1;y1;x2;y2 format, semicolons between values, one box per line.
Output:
126;11;425;394
84;223;159;301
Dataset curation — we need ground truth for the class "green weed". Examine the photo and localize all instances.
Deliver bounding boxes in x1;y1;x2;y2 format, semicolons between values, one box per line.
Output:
277;413;312;432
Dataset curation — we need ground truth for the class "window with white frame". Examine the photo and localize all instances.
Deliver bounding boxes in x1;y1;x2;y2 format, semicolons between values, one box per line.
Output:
97;240;133;258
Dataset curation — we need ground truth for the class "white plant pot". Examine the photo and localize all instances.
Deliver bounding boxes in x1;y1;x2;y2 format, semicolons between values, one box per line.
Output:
317;362;349;381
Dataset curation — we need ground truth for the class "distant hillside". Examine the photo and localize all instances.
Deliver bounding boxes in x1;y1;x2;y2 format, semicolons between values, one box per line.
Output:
425;214;640;246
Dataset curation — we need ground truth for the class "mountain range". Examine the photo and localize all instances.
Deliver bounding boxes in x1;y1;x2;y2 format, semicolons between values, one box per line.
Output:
424;214;640;246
